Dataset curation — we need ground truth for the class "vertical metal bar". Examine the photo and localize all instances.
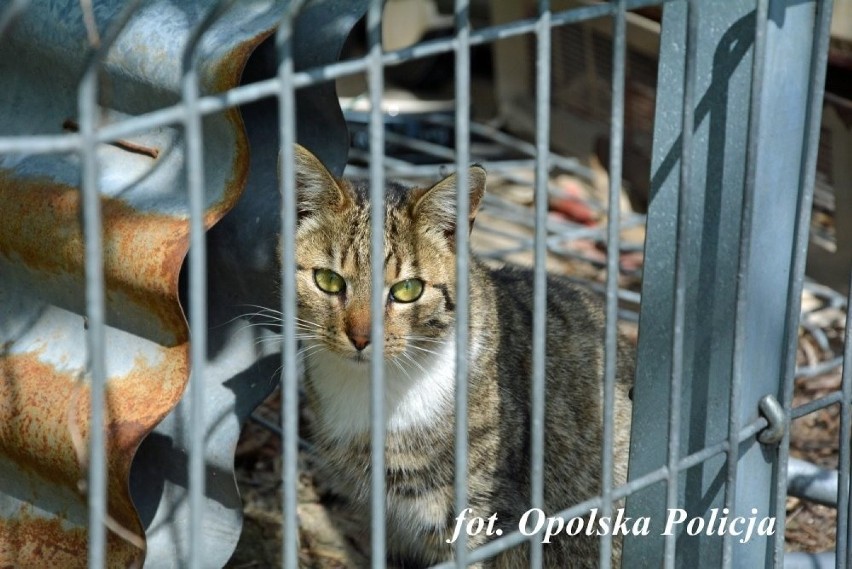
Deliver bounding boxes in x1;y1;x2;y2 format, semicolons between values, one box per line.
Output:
367;1;386;567
76;7;142;566
184;54;206;569
277;2;302;567
773;0;836;564
453;0;471;565
838;272;852;567
600;1;625;568
181;1;234;561
663;2;696;566
79;46;107;569
529;0;550;566
723;1;768;567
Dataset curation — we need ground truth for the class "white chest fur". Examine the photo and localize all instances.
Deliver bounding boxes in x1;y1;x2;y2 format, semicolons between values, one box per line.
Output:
305;337;459;440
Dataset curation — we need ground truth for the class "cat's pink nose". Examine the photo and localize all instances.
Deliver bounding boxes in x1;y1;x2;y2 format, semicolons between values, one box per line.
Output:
348;332;370;351
346;311;371;351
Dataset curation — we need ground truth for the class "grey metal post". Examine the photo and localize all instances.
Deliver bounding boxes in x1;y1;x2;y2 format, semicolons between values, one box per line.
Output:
367;1;387;567
453;0;472;566
530;1;551;567
624;1;826;567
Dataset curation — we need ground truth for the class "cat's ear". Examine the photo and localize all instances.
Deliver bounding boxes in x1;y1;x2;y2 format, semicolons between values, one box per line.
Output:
290;144;352;216
412;165;486;241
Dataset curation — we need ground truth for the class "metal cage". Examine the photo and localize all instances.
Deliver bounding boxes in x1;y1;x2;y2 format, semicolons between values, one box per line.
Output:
0;0;846;568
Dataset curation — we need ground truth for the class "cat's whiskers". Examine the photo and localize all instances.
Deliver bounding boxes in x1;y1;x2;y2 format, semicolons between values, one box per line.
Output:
236;305;324;329
404;334;445;341
254;333;324;347
213;313;261;329
237;320;320;338
298;342;327;358
399;350;429;376
296;343;327;358
240;321;317;333
404;344;442;357
238;308;284;320
389;356;414;383
404;335;450;360
217;304;318;329
227;318;280;335
290;315;324;328
270;338;324;378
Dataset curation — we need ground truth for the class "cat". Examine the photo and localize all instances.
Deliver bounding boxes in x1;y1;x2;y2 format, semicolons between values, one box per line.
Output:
286;144;634;568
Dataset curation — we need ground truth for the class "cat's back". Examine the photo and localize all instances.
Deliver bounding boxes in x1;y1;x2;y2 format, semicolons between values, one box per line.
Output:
479;261;632;384
475;261;634;566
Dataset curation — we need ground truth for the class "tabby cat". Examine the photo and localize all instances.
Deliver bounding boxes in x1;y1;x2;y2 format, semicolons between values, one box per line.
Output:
287;144;634;568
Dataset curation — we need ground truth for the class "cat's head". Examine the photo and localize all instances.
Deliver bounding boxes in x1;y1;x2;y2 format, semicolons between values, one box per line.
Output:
288;144;485;365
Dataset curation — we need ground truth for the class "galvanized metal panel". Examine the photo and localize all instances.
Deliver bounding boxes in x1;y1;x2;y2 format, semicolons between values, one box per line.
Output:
0;0;364;566
624;1;824;567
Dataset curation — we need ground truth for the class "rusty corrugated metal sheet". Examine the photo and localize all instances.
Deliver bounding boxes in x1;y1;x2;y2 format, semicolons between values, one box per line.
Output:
0;1;321;567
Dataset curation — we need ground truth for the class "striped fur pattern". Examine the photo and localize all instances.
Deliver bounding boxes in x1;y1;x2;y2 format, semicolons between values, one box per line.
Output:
288;145;634;568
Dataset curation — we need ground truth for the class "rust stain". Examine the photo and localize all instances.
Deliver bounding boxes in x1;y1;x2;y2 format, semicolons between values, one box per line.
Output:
0;174;192;564
0;18;278;569
210;29;273;96
201;29;272;217
0;510;140;568
0;345;188;486
0;177;189;344
0;342;188;565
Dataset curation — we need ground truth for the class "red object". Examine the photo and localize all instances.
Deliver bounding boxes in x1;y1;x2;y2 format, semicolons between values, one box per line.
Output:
549;196;597;225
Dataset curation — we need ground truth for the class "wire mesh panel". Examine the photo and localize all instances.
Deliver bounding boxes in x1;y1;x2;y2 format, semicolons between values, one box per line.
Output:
623;1;836;567
0;0;846;568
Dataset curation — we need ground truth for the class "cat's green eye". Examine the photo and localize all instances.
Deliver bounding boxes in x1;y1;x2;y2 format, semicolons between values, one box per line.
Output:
314;268;346;294
389;278;424;303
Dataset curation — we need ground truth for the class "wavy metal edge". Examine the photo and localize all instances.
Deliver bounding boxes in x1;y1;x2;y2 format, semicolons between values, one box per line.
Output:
0;0;342;566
